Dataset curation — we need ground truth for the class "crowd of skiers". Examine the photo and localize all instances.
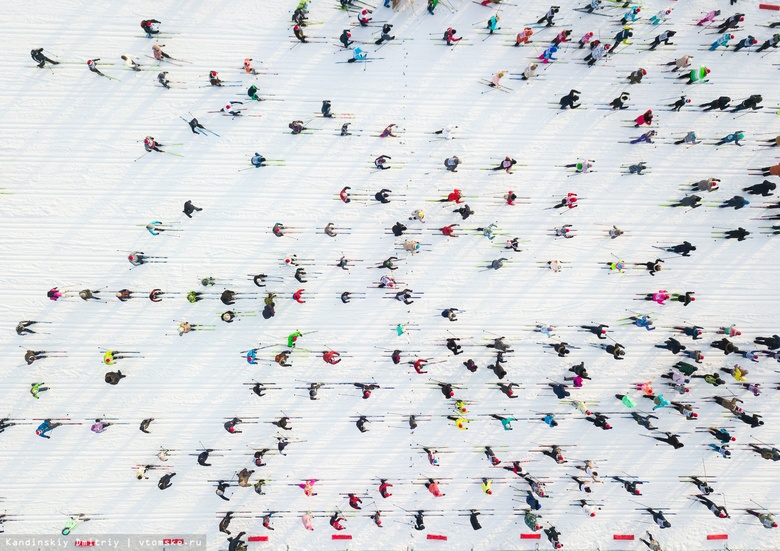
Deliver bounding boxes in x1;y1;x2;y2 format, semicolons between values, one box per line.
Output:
17;1;780;549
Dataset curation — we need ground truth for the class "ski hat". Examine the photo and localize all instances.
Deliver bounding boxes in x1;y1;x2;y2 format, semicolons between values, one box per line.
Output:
604;44;611;50
641;69;647;75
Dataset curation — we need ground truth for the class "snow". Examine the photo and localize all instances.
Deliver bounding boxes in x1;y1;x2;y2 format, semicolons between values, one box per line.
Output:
2;0;780;549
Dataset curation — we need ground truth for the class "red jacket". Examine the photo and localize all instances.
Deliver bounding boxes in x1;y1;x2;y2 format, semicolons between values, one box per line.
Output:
447;189;463;203
379;482;393;498
293;289;305;303
635;110;653;126
323;351;340;364
441;225;457;237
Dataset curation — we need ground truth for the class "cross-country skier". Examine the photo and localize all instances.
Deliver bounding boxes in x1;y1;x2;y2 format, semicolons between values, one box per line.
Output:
141;19;161;37
340;30;353;48
152;44;172;61
31;48;58;68
537;6;560;27
693;495;729;518
560;89;582;109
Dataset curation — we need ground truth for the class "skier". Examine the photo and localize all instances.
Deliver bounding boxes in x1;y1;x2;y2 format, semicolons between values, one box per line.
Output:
610;92;631;110
152;44;172;61
86;58;107;77
140;19;161;36
693;495;730;518
521;62;539;80
553;192;578;209
715;131;745;147
293;25;307;43
733;94;763;112
560;89;582;110
61;515;90;536
635;110;653;127
91;418;113;434
746;509;778;528
749;444;780;461
539;45;558;63
653;432;684;449
627;68;647;84
289;120;306;134
537;6;560;27
358;8;372;25
646;508;671;528
515;27;533;46
648;30;675;50
425;478;445;497
156;71;172;89
610;27;633;53
666;54;693;72
144;136;164;153
678;66;710;84
224;417;243;434
35;419;62;439
670;96;690;111
374;155;391;169
733;35;758;52
757;33;780;53
226;532;246;551
414;511;425;531
158;472;175;490
697;9;721;26
487;15;501;34
552;29;572;46
16;320;41;335
490;156;517;174
716;12;745;32
375;24;395;45
30;48;59;68
640;532;663;551
29;382;49;399
339;29;353;49
545;526;563;549
104;370;126;385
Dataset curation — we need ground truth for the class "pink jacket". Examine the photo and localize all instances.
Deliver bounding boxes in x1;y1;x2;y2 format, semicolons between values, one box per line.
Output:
653;291;669;304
